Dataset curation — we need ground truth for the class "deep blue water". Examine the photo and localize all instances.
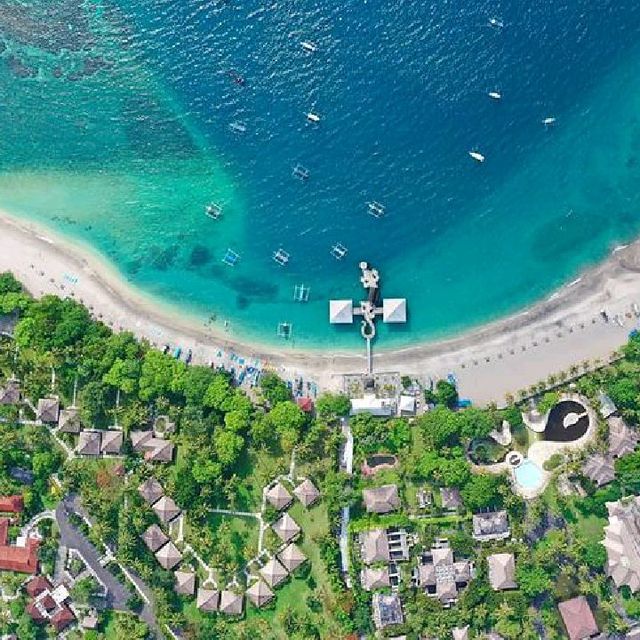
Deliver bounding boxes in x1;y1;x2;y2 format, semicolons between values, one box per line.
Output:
1;0;640;348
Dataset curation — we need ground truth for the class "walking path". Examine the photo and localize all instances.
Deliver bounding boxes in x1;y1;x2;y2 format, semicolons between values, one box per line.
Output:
339;418;353;582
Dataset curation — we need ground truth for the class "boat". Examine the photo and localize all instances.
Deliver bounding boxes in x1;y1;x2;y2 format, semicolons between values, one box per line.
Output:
301;41;317;53
488;91;501;100
367;201;385;218
273;248;290;266
330;242;348;260
292;164;310;180
488;17;504;29
205;203;223;220
468;151;485;163
542;117;556;126
222;248;240;267
306;112;320;123
277;322;293;339
293;284;310;302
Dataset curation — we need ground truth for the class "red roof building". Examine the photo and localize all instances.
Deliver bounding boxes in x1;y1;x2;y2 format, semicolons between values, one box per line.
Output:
0;518;39;574
26;576;52;598
0;495;24;514
51;605;75;632
297;397;314;413
558;596;600;640
25;601;46;623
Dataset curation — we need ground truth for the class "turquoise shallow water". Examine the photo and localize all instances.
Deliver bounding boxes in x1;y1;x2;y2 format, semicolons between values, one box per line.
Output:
1;1;640;350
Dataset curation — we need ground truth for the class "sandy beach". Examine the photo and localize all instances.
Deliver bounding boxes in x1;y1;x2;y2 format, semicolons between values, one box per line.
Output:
0;209;638;405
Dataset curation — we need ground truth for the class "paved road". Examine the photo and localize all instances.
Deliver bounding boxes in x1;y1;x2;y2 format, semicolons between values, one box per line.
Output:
57;495;162;637
55;501;130;612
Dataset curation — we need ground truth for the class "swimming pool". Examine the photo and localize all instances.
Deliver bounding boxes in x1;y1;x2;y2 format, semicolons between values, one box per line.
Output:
514;459;545;491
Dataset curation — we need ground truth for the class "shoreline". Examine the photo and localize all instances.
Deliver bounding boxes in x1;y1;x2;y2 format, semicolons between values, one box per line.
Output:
0;208;638;404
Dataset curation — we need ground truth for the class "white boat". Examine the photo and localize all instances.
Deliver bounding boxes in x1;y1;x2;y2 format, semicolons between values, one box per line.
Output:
542;117;556;126
301;41;317;53
468;151;485;163
306;112;320;123
488;91;501;100
488;17;504;29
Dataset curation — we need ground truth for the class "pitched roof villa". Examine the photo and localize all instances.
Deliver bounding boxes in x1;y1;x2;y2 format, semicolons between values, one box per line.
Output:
0;379;20;405
558;596;599;640
487;553;517;590
138;477;164;505
361;566;391;591
131;430;175;463
153;496;181;524
260;557;288;588
602;496;640;592
265;482;293;510
363;484;400;514
246;579;274;607
293;478;320;507
359;528;390;564
36;397;59;423
174;570;196;596
57;408;81;434
272;513;301;543
472;510;510;541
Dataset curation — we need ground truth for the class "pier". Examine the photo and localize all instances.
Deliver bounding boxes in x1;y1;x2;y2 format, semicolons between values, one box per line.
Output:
329;261;407;373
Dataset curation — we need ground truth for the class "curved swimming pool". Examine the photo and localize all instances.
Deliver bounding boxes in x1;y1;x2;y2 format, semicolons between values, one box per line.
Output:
514;459;545;491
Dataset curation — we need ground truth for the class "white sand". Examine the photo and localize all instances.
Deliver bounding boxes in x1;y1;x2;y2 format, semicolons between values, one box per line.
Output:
1;209;638;405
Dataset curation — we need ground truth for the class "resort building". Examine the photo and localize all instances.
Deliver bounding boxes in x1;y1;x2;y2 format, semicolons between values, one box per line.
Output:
487;553;517;591
155;541;182;570
130;431;175;463
293;478;320;507
246;579;274;608
277;543;307;573
0;518;38;573
472;510;510;542
25;576;75;633
361;566;391;591
360;528;390;564
582;454;615;488
608;415;639;458
265;482;293;510
452;626;470;640
0;379;20;405
259;557;288;588
398;395;416;416
372;592;404;630
219;591;244;616
196;588;219;612
76;431;102;457
272;513;301;543
152;496;181;524
36;397;59;424
138;477;164;505
558;596;599;640
141;524;168;553
100;430;123;455
174;570;196;596
363;484;400;514
602;496;640;592
350;394;395;417
57;408;81;434
415;542;474;606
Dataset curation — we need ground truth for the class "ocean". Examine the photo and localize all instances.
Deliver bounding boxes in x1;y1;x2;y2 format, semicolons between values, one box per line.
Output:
0;0;640;350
